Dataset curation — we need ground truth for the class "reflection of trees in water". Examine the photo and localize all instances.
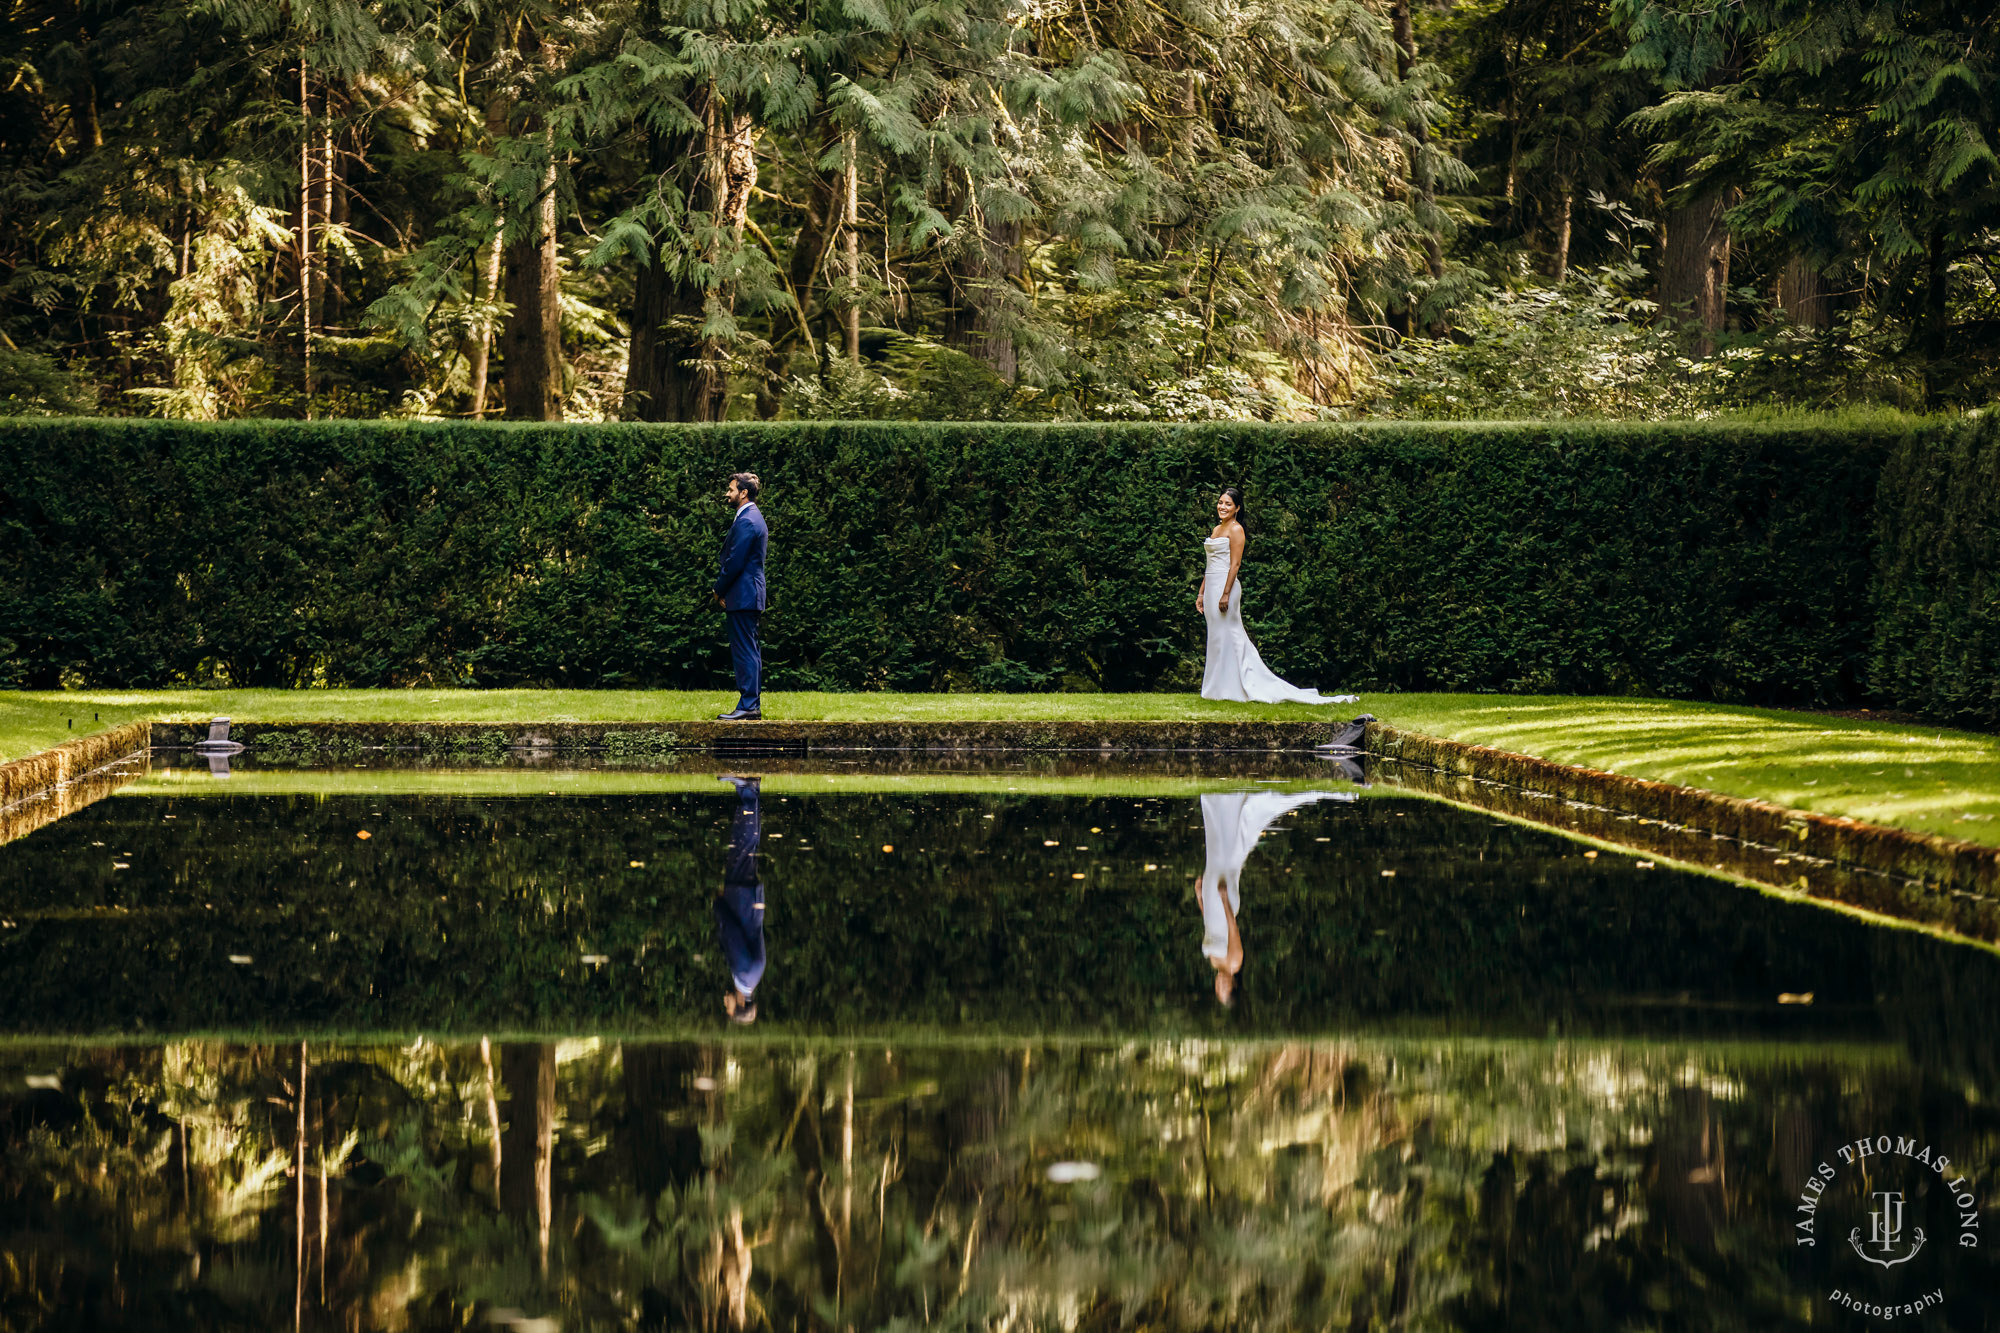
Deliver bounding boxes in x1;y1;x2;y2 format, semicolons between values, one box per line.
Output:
1;1039;1997;1329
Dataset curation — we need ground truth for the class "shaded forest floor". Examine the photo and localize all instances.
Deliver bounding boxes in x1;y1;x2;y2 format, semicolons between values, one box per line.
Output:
3;690;1997;845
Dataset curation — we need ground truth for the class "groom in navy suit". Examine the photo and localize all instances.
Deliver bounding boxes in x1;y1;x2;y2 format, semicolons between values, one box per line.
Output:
714;472;768;720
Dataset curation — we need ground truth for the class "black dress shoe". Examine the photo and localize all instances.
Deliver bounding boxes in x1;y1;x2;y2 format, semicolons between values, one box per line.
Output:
716;709;763;721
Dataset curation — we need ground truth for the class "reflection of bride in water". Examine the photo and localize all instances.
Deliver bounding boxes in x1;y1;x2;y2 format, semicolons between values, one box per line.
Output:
1199;790;1351;1005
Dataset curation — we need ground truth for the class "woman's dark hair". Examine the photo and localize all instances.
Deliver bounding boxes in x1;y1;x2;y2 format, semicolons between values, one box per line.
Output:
1219;486;1246;527
730;472;761;502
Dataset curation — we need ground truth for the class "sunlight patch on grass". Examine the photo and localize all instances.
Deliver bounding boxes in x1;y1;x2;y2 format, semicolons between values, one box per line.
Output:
1389;695;2000;844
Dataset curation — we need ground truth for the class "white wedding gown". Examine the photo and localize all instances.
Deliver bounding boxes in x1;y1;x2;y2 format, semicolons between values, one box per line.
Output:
1200;536;1356;704
1198;790;1354;969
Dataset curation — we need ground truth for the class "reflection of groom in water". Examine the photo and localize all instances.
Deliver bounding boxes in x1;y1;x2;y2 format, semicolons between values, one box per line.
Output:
717;776;765;1024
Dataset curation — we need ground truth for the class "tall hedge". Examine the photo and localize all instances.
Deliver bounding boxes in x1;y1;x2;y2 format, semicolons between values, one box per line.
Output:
0;418;1904;702
1872;412;2000;728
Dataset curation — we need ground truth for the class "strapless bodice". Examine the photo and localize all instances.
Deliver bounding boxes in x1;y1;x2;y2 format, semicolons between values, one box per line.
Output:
1203;536;1230;551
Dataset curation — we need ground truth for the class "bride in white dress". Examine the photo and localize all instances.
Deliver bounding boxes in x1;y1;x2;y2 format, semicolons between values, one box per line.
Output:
1197;487;1356;704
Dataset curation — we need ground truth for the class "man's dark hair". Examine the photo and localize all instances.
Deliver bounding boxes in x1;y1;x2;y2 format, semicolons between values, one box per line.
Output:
730;472;761;502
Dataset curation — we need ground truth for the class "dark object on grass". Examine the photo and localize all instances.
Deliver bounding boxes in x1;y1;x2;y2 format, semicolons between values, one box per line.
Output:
1316;715;1375;752
192;717;245;755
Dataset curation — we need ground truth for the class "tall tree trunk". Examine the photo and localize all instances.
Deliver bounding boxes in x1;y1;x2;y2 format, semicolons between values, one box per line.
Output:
1389;2;1446;334
77;80;104;150
842;133;861;365
466;95;509;418
501;139;562;420
703;102;757;413
623;100;755;421
943;179;1020;384
501;1043;557;1273
1775;254;1829;328
468;231;504;416
1920;227;1951;407
1659;185;1733;356
299;56;315;410
1552;187;1572;284
755;170;837;416
318;98;338;328
626;224;709;420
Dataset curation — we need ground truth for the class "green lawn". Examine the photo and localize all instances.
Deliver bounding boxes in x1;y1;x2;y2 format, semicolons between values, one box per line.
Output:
6;689;1998;845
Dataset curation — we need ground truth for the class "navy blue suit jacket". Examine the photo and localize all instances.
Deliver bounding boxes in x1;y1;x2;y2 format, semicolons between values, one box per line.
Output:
715;503;768;611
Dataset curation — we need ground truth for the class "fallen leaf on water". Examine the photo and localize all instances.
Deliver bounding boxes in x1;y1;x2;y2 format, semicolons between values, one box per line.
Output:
582;954;609;965
112;862;129;870
693;1076;718;1091
228;955;252;965
1583;851;1598;859
882;844;894;853
1636;861;1656;869
1046;1161;1101;1183
628;860;645;868
1778;992;1814;1005
1380;869;1397;878
355;830;372;840
1071;873;1086;880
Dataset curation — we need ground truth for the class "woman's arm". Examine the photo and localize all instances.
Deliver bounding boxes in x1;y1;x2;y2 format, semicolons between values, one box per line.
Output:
1217;872;1244;973
1220;527;1245;612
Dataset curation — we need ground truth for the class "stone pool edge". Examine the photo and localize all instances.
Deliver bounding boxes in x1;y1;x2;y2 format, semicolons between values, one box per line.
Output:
150;718;1357;754
1368;722;2000;943
0;720;151;809
0;721;154;846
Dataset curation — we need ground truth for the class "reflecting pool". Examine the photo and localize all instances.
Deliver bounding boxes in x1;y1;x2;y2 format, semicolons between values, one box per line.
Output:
5;760;2000;1041
1;759;1997;1328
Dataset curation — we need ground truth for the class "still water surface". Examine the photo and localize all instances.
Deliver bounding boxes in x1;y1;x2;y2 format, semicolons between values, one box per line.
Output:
1;762;1997;1328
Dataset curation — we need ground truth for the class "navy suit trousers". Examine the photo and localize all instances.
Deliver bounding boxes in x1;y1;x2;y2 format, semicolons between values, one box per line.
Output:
727;610;762;713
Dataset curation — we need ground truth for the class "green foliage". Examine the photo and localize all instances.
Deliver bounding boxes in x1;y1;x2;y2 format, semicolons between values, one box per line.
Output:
1363;261;1936;419
1361;258;1689;419
0;345;92;416
1871;411;2000;730
0;0;1456;423
1618;0;2000;405
0;417;1905;704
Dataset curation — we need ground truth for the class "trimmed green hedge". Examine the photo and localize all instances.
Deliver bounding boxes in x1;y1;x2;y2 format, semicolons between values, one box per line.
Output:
1872;412;2000;728
0;417;1918;704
